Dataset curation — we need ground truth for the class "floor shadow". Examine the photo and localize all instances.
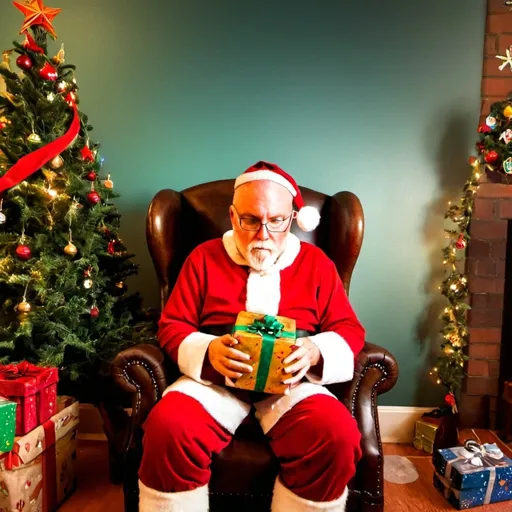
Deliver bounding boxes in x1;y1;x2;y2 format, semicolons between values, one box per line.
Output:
415;108;475;405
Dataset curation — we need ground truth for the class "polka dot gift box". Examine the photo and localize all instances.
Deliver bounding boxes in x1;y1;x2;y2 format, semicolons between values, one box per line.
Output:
433;440;512;509
0;397;16;454
0;363;58;436
229;311;296;395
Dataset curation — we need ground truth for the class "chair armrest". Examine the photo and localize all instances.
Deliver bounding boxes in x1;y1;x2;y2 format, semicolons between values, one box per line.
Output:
110;344;169;449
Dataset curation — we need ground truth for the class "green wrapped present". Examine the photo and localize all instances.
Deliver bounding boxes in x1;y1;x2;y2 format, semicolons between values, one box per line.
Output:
0;397;16;453
230;311;296;395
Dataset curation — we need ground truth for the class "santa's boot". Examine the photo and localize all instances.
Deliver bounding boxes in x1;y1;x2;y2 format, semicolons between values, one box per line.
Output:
271;478;348;512
139;480;209;512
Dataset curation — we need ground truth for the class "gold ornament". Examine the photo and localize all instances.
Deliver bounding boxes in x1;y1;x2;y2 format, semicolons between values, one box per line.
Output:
49;155;63;169
17;300;31;313
64;242;77;256
1;51;11;72
504;105;512;119
103;174;114;189
52;44;65;65
27;132;42;144
42;169;57;181
83;278;93;289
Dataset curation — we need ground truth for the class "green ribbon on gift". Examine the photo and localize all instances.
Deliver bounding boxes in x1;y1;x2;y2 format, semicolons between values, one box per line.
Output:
233;315;295;392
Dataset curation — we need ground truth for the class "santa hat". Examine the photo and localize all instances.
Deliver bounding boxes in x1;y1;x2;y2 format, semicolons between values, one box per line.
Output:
234;161;321;231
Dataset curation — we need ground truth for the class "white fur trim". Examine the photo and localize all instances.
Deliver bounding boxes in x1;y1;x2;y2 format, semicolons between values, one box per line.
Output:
235;170;297;197
254;382;335;434
177;332;217;384
139;480;209;512
306;333;355;385
271;477;348;511
246;270;280;315
296;205;320;232
163;376;250;434
222;231;301;316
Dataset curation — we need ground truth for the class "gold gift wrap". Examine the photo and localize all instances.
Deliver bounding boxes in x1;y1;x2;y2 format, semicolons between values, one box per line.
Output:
413;418;439;454
229;311;296;395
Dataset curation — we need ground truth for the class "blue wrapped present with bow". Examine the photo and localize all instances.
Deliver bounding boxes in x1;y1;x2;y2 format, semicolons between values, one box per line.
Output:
229;311;296;395
433;439;512;509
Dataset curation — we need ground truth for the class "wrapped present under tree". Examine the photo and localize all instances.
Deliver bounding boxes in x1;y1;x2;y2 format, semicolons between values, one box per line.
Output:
0;396;78;512
0;397;16;454
230;311;296;395
433;440;512;509
0;362;58;436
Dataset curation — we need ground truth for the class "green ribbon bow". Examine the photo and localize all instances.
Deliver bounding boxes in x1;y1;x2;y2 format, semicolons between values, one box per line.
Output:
234;315;294;392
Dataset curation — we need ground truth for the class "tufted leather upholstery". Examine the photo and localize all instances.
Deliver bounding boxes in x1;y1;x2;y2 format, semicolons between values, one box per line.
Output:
109;180;399;511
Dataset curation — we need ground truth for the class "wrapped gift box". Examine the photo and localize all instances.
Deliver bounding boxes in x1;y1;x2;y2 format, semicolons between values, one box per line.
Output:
0;397;17;454
433;442;512;509
229;311;296;394
0;362;58;436
0;396;78;512
413;417;440;454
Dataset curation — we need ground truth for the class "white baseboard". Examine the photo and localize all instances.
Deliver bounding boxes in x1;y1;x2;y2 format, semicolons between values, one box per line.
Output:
76;403;432;445
378;406;434;444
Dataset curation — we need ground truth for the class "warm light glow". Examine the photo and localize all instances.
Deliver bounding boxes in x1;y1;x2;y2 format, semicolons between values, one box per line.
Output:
58;81;67;91
433;367;438;372
475;172;481;179
437;379;441;384
47;188;57;199
450;284;457;290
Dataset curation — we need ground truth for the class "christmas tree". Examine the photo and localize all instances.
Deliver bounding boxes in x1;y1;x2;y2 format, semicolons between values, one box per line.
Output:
0;1;150;400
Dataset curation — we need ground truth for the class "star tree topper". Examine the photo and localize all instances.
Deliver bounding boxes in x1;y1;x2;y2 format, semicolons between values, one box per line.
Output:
13;0;62;40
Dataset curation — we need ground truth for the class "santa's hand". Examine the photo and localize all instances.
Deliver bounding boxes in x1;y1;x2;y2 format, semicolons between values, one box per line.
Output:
208;334;253;380
282;338;321;387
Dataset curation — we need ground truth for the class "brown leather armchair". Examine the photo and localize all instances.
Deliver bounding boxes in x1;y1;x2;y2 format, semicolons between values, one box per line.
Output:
109;180;399;512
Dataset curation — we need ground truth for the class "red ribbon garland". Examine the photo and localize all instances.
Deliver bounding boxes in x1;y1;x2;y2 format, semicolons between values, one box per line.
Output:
0;102;80;194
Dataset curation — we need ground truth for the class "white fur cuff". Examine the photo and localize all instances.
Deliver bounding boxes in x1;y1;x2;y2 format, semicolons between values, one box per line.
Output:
271;477;348;511
177;332;217;384
139;480;209;511
306;332;354;385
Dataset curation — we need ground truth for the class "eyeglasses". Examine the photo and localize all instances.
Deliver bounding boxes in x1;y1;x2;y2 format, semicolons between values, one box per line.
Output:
232;205;294;232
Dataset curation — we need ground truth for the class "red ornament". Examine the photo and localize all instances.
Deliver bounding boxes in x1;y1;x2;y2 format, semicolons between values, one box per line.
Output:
90;306;99;318
107;240;116;255
86;171;97;182
39;62;57;81
485;150;499;164
455;234;466;250
64;91;77;106
444;393;456;407
0;122;7;130
87;191;100;205
16;55;32;71
15;244;31;260
478;123;491;134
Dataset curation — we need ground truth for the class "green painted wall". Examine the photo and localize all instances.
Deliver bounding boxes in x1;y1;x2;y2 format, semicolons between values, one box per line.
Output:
0;0;486;406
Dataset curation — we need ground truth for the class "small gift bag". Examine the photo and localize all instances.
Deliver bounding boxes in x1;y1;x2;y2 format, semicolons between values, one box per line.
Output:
229;311;296;395
433;440;512;509
0;362;58;436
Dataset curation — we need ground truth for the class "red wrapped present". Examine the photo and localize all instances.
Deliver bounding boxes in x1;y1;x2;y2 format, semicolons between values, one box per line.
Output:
0;362;58;436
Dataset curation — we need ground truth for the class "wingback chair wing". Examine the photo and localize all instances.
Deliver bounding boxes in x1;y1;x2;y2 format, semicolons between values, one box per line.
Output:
110;179;399;512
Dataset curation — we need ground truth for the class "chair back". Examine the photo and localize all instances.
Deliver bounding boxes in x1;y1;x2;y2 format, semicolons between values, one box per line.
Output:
146;179;364;310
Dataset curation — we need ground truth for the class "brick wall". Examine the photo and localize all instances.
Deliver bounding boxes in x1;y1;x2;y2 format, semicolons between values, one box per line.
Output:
459;0;512;428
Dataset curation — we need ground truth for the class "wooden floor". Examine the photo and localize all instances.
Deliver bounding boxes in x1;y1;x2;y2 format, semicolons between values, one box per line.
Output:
59;430;512;511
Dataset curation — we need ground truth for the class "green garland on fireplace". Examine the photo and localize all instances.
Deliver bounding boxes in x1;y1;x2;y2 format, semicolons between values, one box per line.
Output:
432;94;512;407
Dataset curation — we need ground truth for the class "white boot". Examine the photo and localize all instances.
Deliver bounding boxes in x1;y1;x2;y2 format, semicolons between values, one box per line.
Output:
271;477;348;512
138;480;209;512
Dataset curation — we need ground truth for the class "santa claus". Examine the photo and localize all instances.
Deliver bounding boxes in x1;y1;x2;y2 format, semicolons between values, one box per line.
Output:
138;160;365;511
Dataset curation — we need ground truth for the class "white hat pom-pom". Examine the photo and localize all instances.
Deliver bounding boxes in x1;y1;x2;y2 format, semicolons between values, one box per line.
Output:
296;205;320;231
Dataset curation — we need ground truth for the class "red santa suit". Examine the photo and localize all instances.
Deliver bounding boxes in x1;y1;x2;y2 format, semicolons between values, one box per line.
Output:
138;230;365;512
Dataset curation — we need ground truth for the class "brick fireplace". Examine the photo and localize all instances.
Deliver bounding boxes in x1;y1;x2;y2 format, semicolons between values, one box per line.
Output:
458;0;512;428
460;184;512;428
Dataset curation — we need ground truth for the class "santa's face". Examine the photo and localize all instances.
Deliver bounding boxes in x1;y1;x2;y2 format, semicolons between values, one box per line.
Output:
229;180;294;271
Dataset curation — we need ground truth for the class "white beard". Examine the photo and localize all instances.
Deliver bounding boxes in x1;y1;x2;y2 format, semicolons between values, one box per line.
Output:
245;241;280;272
